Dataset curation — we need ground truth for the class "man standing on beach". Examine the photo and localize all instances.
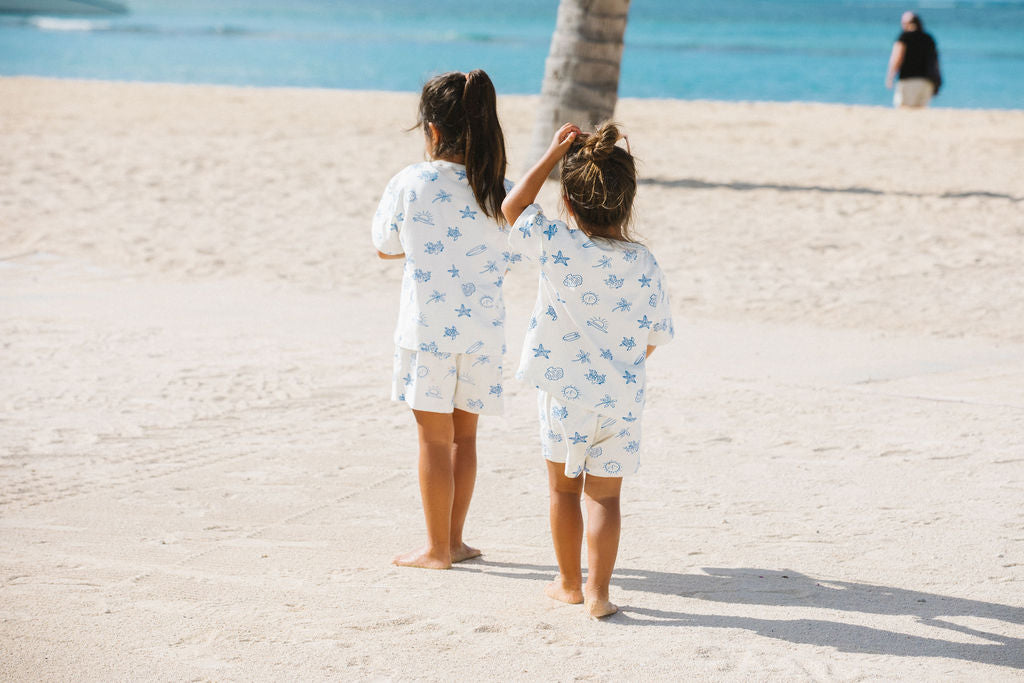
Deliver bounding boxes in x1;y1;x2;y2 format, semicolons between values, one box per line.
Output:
886;11;941;108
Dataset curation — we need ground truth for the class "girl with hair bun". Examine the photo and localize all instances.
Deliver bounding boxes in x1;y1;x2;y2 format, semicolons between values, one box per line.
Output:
372;69;514;570
503;122;674;618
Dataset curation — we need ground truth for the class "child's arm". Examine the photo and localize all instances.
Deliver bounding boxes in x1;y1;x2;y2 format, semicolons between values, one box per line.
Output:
371;172;406;258
501;123;581;226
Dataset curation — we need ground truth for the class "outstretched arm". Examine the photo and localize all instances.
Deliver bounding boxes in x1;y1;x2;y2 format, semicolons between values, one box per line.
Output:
502;123;582;226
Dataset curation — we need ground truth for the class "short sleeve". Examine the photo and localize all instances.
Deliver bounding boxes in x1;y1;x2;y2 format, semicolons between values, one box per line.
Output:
371;174;405;255
646;263;675;347
507;203;548;261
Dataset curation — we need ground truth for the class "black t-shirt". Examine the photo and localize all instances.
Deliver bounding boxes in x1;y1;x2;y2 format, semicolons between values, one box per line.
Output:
897;30;937;80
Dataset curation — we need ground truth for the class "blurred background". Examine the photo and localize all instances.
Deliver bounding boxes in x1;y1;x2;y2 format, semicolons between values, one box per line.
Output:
1;0;1022;108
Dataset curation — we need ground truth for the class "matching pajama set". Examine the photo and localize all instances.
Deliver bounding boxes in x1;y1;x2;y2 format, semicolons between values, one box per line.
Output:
509;204;674;477
371;160;516;416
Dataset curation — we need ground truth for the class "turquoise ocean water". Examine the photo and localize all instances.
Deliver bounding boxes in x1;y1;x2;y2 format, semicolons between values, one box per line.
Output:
1;0;1022;109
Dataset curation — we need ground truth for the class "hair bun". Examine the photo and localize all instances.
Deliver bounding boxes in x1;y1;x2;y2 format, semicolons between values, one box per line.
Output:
580;122;622;162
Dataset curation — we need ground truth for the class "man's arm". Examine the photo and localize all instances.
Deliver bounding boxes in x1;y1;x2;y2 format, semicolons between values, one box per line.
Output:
886;41;905;88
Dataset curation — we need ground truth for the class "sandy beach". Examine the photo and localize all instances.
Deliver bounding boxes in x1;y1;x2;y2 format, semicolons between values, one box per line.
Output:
2;76;1023;680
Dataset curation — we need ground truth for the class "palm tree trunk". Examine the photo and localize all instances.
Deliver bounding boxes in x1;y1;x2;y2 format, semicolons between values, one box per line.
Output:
529;0;631;169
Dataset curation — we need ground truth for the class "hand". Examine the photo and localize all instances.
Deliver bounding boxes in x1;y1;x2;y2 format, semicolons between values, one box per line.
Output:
502;123;584;225
546;123;582;161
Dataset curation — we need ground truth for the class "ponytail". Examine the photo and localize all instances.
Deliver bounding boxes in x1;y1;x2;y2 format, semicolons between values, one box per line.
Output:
461;70;508;224
418;70;508;224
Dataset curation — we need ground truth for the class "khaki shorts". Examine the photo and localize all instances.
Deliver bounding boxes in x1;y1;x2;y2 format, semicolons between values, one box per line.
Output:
895;78;934;108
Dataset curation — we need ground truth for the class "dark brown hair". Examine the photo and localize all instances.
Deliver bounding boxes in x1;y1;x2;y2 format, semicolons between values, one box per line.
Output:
560;122;637;242
418;70;508;224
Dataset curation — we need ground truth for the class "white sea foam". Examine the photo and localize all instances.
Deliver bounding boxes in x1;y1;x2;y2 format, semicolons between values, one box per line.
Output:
31;16;107;32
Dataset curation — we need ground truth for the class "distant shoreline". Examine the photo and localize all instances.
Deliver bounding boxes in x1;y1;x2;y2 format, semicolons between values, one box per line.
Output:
4;74;1023;113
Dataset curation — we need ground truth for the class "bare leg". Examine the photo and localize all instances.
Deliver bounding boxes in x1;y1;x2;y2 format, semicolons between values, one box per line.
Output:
393;410;455;569
582;474;623;618
544;460;584;604
450;409;480;563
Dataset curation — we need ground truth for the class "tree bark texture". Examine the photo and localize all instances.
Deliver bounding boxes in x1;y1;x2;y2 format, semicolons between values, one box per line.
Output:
528;0;631;169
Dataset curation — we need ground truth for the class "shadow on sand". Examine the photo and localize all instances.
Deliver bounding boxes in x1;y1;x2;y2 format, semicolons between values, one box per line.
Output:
639;177;1023;202
453;560;1023;670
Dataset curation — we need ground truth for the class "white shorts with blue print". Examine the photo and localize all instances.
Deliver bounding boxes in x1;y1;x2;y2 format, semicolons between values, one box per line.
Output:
392;346;504;415
538;390;641;478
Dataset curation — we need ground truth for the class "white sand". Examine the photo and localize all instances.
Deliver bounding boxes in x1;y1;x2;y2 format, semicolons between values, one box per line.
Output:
1;77;1022;680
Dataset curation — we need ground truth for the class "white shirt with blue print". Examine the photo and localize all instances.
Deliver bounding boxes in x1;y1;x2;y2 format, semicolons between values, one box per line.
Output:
372;161;518;356
509;204;674;423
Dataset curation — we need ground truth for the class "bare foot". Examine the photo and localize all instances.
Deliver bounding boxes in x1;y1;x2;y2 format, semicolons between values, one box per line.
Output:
584;585;618;618
392;546;451;570
451;542;481;563
545;577;584;605
584;597;618;618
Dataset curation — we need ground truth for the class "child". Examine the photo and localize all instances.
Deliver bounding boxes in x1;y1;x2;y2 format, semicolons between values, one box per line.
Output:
502;122;674;617
371;70;513;570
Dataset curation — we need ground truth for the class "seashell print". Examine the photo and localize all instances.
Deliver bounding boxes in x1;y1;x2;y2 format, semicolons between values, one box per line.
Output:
563;273;584;289
544;366;565;381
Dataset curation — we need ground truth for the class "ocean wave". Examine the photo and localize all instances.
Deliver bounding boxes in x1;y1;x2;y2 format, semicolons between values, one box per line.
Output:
29;16;105;31
628;38;878;58
11;16;542;46
630;39;1024;61
14;16;259;37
